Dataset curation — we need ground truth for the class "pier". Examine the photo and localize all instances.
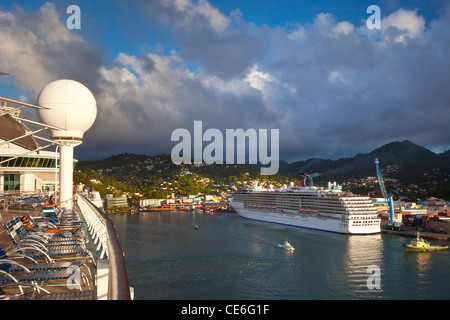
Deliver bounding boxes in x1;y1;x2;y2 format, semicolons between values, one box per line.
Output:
380;214;450;241
382;225;450;241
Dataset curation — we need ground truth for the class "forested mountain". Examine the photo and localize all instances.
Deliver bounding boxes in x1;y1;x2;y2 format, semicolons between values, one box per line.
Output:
74;140;450;200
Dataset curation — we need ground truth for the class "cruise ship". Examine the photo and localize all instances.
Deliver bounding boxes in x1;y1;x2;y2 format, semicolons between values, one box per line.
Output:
230;175;381;234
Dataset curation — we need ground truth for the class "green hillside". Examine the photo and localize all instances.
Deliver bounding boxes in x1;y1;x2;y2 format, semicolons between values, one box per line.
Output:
74;140;450;201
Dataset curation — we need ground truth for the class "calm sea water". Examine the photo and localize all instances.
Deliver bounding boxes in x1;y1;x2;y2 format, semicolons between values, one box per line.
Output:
109;211;450;300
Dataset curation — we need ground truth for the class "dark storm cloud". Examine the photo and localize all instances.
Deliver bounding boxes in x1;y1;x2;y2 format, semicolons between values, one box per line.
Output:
258;9;450;160
131;0;265;80
1;1;449;162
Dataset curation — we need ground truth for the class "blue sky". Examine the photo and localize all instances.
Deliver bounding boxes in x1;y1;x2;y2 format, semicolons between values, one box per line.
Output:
1;0;444;69
0;0;449;162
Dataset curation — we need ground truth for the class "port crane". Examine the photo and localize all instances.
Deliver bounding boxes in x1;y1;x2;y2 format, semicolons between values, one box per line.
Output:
375;158;402;230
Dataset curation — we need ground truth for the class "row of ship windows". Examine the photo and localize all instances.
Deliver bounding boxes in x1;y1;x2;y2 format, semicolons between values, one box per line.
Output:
244;205;376;215
351;220;379;226
235;194;371;201
237;198;374;207
0;156;57;168
240;199;374;208
248;204;376;214
348;215;379;220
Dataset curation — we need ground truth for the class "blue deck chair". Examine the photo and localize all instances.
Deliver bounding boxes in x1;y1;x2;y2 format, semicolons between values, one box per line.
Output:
42;206;58;223
4;218;84;248
41;206;82;229
3;220;94;262
55;208;84;227
0;262;90;293
17;217;84;245
1;259;83;273
0;245;92;295
1;244;83;272
8;245;93;262
0;267;83;285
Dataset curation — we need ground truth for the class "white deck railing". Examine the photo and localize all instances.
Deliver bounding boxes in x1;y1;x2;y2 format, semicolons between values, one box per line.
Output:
75;193;132;300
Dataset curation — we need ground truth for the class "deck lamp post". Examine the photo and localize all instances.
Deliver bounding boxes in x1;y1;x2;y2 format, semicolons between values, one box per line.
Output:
37;80;97;209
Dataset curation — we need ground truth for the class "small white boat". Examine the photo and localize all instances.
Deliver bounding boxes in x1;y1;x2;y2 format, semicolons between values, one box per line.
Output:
278;240;295;251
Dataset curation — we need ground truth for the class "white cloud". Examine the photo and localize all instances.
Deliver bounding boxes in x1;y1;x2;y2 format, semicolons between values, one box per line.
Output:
381;9;426;43
327;70;347;85
159;0;229;32
383;9;425;37
246;65;274;91
288;26;306;41
195;0;230;32
332;21;355;36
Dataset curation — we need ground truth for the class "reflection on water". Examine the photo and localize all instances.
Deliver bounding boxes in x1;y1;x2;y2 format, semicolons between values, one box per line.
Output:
414;253;433;276
342;234;384;298
109;211;450;300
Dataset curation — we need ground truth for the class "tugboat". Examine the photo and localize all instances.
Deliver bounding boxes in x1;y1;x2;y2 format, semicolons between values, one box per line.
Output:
404;232;449;252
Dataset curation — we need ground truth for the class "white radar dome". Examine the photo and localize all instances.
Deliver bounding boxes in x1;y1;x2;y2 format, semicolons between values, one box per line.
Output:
37;79;97;141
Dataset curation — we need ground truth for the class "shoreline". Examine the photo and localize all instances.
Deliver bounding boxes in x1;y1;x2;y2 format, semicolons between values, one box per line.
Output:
381;227;450;241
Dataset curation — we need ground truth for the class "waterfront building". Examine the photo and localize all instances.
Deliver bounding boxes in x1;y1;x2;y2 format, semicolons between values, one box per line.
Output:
139;198;166;207
105;194;128;208
401;208;428;215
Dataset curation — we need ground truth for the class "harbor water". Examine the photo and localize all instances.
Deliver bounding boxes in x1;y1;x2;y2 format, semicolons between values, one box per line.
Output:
109;211;450;300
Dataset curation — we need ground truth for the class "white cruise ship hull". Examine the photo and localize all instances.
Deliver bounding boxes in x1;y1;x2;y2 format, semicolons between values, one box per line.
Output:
231;202;380;235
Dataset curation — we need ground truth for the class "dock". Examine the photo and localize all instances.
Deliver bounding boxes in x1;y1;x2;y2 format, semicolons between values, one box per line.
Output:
381;225;450;241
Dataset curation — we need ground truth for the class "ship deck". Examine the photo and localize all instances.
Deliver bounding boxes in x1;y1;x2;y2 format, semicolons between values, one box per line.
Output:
0;193;132;300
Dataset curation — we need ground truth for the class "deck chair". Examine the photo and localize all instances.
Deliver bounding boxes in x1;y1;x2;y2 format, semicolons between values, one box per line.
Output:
3;220;94;262
40;206;83;229
32;289;96;300
1;244;84;272
0;262;91;293
5;218;84;248
16;217;84;245
42;206;58;223
10;218;82;243
0;283;96;300
0;267;87;286
0;245;92;295
0;282;51;299
8;245;93;263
